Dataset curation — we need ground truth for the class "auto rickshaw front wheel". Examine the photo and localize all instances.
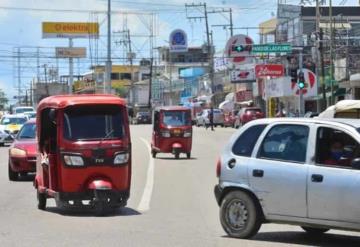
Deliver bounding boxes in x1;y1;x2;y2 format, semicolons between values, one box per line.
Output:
175;153;180;159
37;190;47;210
8;162;18;181
151;150;157;158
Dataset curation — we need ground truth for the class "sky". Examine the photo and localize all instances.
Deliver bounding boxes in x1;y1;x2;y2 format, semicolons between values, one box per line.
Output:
0;0;358;104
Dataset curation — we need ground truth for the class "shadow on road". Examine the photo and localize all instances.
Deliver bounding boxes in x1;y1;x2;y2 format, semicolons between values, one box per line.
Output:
155;157;197;161
45;206;141;217
223;231;360;246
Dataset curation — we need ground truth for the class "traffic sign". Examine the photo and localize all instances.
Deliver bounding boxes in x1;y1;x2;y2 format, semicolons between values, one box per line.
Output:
252;44;292;53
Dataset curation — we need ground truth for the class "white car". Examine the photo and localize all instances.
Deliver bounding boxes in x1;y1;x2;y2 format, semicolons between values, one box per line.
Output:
196;109;224;127
215;118;360;238
13;106;35;115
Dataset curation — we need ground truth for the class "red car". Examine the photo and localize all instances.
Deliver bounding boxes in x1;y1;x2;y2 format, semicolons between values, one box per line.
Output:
8;119;37;181
234;107;264;128
223;110;238;128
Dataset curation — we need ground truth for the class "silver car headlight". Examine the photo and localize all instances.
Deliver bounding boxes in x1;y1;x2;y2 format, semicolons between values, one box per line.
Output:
114;152;129;165
63;155;84;166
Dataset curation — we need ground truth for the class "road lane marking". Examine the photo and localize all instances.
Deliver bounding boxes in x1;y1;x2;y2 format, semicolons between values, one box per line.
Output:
137;138;155;212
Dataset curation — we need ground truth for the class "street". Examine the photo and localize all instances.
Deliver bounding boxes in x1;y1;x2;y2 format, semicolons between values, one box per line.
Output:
0;125;360;247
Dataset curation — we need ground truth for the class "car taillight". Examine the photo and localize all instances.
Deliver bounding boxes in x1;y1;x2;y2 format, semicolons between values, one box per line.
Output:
216;158;221;178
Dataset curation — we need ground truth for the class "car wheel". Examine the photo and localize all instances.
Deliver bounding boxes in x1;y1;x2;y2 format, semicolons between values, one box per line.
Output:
301;226;329;235
221;124;224;128
37;190;47;210
220;191;262;239
0;142;4;147
8;162;18;181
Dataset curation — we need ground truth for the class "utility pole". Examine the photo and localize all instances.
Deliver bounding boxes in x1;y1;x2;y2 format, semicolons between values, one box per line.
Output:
43;64;49;96
316;0;326;110
36;47;40;83
69;38;73;94
148;57;154;108
208;8;234;37
17;47;21;105
299;50;304;116
127;29;135;108
329;0;335;105
185;3;214;94
105;0;112;94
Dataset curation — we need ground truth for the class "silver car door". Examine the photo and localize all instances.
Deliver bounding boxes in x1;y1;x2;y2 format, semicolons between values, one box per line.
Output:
307;125;360;224
248;123;309;218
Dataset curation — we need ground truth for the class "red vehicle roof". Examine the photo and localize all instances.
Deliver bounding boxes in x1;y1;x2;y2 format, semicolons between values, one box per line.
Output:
155;106;190;111
37;94;126;111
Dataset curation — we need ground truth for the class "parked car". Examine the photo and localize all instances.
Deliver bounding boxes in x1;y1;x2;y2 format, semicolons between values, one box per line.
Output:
234;107;264;128
8;119;37;181
215;118;360;239
223;110;238;128
134;111;151;124
0;115;28;136
13;106;35;115
196;109;224;127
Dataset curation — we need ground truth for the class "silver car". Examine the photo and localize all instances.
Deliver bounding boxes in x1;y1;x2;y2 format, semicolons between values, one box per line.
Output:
196;109;224;127
214;118;360;238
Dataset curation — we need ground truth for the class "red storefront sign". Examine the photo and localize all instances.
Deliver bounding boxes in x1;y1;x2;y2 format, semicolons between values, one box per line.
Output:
255;64;284;78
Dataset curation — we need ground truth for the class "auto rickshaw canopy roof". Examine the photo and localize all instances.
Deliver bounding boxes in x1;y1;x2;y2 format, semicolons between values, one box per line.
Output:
37;94;127;112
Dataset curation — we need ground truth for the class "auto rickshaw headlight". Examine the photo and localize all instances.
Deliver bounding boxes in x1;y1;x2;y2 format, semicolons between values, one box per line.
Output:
184;130;192;138
10;148;26;157
161;130;171;138
63;155;84;166
114;152;129;165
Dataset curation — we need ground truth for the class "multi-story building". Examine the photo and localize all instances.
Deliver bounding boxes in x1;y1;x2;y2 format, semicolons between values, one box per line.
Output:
155;46;210;105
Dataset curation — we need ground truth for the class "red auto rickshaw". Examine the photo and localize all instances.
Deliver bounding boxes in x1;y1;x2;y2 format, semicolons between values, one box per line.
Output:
151;106;192;159
34;95;131;215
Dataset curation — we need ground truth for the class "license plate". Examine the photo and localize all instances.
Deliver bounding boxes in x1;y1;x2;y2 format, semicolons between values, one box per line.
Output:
173;129;181;135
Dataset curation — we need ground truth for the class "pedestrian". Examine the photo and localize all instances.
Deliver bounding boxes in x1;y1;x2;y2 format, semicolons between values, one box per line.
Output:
209;107;214;131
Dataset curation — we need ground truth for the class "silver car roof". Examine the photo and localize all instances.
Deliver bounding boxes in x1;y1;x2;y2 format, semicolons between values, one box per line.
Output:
249;118;360;129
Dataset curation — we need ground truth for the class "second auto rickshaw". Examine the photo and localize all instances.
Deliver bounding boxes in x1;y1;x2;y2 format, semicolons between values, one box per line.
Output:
151;106;192;159
34;95;131;215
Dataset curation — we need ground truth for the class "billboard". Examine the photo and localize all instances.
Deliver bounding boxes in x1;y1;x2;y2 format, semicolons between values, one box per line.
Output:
56;47;86;58
169;29;188;53
42;22;99;39
255;64;284;78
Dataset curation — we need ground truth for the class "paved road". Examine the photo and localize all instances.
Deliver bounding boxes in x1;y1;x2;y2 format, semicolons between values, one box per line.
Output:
1;125;360;246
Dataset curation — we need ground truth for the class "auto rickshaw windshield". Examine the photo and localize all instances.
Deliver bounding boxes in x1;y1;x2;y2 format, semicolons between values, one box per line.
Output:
162;111;191;127
63;105;124;141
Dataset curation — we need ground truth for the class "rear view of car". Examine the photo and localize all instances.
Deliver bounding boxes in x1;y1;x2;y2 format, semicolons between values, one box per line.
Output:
135;112;151;124
236;108;264;127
